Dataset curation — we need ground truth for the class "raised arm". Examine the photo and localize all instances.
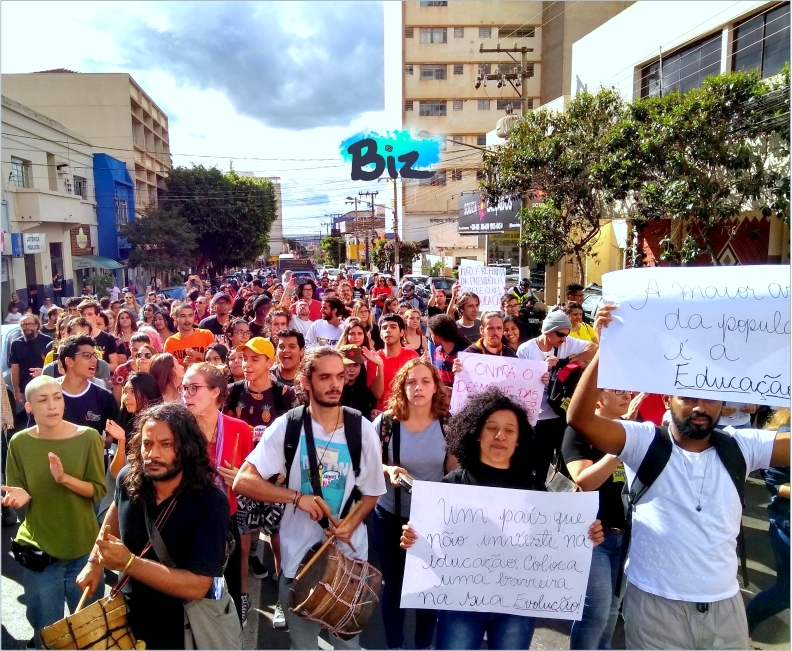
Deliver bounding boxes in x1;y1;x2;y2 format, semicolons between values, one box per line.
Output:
770;429;790;469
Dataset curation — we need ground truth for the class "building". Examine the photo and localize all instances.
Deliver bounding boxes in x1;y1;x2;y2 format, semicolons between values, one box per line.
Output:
237;173;287;262
386;1;633;268
338;206;387;264
2;71;171;216
1;96;98;307
93;153;136;268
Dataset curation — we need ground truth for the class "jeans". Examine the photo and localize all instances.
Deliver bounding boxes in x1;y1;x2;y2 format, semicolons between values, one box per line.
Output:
570;532;624;650
372;505;437;649
436;610;536;650
746;521;790;632
23;554;100;648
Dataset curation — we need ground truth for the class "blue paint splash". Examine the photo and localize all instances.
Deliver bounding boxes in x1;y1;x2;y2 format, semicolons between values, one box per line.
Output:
339;130;443;169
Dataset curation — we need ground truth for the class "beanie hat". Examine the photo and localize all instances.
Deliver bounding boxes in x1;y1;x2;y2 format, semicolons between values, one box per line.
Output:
541;310;573;334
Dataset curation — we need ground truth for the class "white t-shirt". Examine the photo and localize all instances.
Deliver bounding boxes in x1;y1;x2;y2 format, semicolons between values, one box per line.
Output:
305;319;344;348
619;419;775;602
517;336;589;420
717;401;752;428
246;411;386;579
5;312;22;324
289;316;312;338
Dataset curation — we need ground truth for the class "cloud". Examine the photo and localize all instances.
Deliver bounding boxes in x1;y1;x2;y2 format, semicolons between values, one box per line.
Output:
116;1;384;131
294;192;331;206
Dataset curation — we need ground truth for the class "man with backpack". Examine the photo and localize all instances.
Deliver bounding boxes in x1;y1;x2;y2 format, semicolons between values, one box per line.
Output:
568;304;790;650
225;337;297;627
234;346;386;649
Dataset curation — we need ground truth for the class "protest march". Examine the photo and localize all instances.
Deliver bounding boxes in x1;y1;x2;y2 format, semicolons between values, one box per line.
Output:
1;261;788;651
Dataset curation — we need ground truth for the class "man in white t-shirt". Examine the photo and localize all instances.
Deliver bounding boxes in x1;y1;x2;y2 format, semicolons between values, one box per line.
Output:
568;305;789;650
305;296;349;348
290;299;313;337
517;309;597;471
233;347;385;649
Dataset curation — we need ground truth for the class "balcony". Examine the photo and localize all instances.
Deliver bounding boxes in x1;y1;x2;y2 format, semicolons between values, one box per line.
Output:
9;188;96;230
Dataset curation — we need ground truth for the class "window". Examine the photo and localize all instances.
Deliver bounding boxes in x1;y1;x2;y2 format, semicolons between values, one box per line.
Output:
733;4;790;79
525;62;535;77
500;26;535;39
640;32;721;97
451;169;463;181
496;99;515;111
476;170;486;180
450;135;464;146
419;101;447;116
478;63;491;75
499;62;519;75
453;64;464;75
73;176;87;199
477;135;487;146
453;100;464;111
454;27;464;38
431;171;447;186
116;197;128;229
421;64;447;80
405;100;414;111
478;99;490;110
420;1;447;5
479;27;491;38
405;27;414;38
10;157;31;188
525;98;534;110
405;65;414;75
420;27;447;44
439;139;447;152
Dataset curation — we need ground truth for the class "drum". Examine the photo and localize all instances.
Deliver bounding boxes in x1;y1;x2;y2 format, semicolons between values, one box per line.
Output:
290;541;382;640
40;593;143;650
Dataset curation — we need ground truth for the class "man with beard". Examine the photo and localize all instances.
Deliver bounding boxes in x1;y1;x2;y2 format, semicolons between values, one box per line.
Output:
568;305;789;651
234;347;385;649
289;299;312;338
305;297;348;348
10;315;51;405
200;292;234;344
77;403;234;650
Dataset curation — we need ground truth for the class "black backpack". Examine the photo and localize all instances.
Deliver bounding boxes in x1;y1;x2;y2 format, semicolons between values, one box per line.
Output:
546;347;584;417
283;405;363;529
615;426;746;596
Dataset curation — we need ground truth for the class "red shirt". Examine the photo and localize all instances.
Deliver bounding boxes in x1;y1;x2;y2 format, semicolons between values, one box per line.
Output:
376;347;419;411
210;414;254;515
637;393;666;426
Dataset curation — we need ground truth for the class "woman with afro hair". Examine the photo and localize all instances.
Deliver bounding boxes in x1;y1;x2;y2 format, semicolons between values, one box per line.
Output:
399;386;604;650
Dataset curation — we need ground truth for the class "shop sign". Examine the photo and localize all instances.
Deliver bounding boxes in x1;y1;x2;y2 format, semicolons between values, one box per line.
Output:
458;192;520;235
23;233;46;254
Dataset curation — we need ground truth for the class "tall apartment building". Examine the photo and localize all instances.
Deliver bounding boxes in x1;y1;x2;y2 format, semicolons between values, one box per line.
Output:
389;1;632;266
237;173;287;261
2;71;170;215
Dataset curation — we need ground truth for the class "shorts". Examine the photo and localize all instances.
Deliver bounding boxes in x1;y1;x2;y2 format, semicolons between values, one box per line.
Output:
235;494;284;535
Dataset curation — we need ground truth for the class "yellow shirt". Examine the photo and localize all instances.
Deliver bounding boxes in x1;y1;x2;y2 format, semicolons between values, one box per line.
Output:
570;322;597;342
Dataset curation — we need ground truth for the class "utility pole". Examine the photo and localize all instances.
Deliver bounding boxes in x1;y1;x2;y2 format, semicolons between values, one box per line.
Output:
358;191;378;271
346;196;361;265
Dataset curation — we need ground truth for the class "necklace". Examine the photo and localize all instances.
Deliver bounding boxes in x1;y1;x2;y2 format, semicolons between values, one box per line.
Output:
314;407;343;475
678;447;712;512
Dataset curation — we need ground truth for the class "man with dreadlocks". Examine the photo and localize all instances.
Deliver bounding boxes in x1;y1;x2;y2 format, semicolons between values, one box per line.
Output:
77;403;235;650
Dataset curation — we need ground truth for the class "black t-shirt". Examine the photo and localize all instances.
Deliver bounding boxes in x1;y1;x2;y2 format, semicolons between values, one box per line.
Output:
225;381;298;442
352;287;367;301
41;325;57;338
248;321;266;338
199;315;230;344
61;382;119;434
93;331;119;362
427;306;446;317
115;467;230;650
9;333;51;392
443;462;546;491
561;425;626;529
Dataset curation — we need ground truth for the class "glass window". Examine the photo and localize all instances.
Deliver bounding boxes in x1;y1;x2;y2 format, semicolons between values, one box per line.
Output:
430;171;447;186
496;99;515;111
453;100;464;111
405;65;414;75
454;27;464;38
499;26;535;39
477;135;487;146
451;135;464;145
420;27;448;44
476;170;486;180
640;32;722;97
451;170;463;181
478;99;490;110
116;197;128;229
73;176;87;199
419;101;447;116
420;64;447;80
734;4;790;78
420;1;448;5
405;100;414;111
405;27;414;38
479;63;492;75
10;157;31;188
453;64;464;75
479;27;491;38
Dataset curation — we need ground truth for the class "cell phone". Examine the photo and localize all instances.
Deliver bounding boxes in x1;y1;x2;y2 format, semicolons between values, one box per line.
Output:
396;472;414;493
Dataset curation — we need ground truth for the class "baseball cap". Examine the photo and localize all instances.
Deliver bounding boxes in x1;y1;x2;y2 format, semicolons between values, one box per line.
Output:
212;292;232;304
236;337;275;359
338;344;366;365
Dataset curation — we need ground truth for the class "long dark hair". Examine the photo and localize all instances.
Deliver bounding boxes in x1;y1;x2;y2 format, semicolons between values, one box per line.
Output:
120;372;163;433
123;402;216;504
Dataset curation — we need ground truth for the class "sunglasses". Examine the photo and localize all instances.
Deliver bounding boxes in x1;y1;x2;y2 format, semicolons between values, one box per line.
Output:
553;331;569;338
136;352;154;360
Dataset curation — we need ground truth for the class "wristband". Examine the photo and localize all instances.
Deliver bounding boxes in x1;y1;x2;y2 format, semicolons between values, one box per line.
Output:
122;553;136;575
87;556;99;564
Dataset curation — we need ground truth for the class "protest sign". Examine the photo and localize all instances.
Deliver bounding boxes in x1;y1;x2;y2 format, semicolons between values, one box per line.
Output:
599;266;790;406
401;481;598;620
450;352;547;425
458;265;506;311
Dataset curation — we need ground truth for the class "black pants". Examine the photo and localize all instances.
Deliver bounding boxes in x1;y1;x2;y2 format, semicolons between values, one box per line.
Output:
535;416;567;474
224;522;243;623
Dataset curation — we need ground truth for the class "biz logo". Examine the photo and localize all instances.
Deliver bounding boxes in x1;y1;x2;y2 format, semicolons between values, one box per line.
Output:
340;130;441;181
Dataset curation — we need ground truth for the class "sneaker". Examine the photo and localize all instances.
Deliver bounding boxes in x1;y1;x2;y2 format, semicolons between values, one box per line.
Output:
272;601;287;629
249;555;269;580
240;593;251;628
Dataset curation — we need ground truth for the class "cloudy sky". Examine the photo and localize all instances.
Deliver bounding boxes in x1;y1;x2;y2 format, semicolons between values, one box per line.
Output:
1;1;390;236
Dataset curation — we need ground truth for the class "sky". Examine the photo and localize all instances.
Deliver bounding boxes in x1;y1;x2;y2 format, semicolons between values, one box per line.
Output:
1;1;391;237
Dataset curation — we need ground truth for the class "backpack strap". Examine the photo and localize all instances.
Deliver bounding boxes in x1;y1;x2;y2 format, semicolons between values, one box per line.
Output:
380;414;395;465
711;429;747;508
615;426;673;597
271;381;286;417
283;406;305;488
340;407;363;519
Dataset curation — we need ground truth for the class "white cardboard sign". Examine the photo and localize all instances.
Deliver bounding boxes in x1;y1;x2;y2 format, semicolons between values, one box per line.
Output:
458;265;506;311
401;481;598;620
449;352;547;425
599;266;790;406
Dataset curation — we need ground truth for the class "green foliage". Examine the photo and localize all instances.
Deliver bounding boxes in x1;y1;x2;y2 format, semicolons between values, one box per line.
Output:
371;240;424;273
161;166;277;270
321;235;345;268
120;207;197;275
85;273;114;298
424;260;445;276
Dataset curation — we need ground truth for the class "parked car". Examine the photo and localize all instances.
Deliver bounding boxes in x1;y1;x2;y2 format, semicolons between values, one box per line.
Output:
581;283;603;324
426;276;455;300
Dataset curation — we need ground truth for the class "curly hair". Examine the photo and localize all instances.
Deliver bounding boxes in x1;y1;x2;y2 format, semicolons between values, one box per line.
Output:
294;346;344;405
386;358;447;421
122;402;216;504
445;386;536;471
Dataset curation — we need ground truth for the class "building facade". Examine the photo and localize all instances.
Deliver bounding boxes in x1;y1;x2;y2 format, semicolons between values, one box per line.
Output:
93;153;136;269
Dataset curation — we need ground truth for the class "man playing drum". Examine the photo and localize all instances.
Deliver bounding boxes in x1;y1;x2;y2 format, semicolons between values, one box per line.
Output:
234;346;386;649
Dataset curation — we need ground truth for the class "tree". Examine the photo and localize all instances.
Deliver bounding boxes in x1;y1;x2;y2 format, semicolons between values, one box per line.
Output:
120;207;197;278
160;166;277;270
371;239;423;274
480;88;628;282
321;235;345;268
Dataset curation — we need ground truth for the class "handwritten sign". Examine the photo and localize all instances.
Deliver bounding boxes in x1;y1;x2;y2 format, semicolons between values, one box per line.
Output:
450;353;547;425
458;265;506;311
599;266;790;406
401;481;598;620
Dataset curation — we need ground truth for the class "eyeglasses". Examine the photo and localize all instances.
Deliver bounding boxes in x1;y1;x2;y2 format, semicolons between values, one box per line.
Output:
233;330;251;337
76;351;99;361
136;352;154;360
179;384;209;397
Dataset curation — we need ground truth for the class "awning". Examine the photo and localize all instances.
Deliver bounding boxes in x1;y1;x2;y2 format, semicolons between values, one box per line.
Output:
72;254;125;270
